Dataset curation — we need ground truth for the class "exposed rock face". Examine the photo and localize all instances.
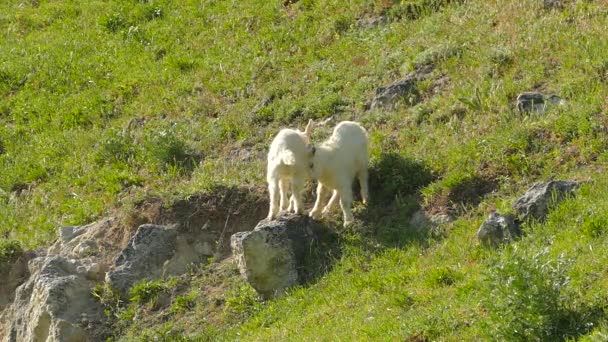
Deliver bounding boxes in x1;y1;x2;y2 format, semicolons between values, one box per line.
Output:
105;224;177;296
516;92;563;114
1;256;106;342
513;180;581;220
230;215;320;298
477;212;521;247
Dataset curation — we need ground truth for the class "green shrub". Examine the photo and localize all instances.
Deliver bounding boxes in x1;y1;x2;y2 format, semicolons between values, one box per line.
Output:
170;290;198;314
145;129;196;170
0;239;22;264
482;249;591;340
129;280;166;305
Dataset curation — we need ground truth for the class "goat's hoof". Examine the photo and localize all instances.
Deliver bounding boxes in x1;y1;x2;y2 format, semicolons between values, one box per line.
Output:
309;211;321;220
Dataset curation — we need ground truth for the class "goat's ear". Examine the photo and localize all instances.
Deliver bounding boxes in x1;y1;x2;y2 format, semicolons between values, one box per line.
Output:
304;119;314;137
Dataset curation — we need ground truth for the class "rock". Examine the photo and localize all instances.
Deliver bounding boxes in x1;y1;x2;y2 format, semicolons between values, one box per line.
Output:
409;209;452;233
1;256;106;342
371;64;434;110
543;0;565;9
513;180;581;221
477;212;521;247
230;214;320;298
356;15;387;29
516;92;563;114
105;224;177;296
48;218;115;260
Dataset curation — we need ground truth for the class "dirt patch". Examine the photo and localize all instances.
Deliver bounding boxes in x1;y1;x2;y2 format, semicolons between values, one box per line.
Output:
426;172;499;216
125;185;268;259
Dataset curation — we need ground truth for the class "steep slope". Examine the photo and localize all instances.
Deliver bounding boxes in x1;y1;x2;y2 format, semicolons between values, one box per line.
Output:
1;0;608;340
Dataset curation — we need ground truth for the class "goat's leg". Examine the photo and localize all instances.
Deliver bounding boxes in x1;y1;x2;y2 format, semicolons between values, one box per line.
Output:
322;190;339;216
309;183;329;220
291;177;305;215
337;183;354;227
358;168;369;204
267;177;280;220
279;178;290;212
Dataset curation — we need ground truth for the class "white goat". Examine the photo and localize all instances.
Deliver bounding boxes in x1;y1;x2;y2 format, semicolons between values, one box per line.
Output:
309;121;369;226
266;120;314;220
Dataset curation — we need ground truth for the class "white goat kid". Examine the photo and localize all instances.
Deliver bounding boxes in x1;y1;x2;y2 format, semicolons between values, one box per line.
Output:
309;121;369;227
266;120;314;220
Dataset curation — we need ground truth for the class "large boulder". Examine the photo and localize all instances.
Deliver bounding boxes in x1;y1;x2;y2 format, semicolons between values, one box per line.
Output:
477;212;521;247
1;256;106;342
513;180;581;221
230;215;322;298
105;224;177;296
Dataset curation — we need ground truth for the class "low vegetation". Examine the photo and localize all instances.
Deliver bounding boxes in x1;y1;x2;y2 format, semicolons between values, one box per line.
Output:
2;0;608;340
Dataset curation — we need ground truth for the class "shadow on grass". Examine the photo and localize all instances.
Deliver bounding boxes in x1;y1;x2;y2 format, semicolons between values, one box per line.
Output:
358;152;437;248
299;152;438;284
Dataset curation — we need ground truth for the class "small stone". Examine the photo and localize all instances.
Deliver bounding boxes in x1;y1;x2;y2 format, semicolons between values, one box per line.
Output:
356;15;387;29
516;92;563;114
477;212;521;247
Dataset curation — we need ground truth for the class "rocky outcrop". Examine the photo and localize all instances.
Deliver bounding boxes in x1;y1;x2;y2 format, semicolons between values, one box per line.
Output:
105;224;177;296
230;215;322;298
477;212;521;247
105;222;222;297
1;256;107;342
513;180;581;221
516;92;563;114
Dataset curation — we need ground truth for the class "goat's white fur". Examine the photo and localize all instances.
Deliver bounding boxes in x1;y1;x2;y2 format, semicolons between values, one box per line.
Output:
266;120;314;220
309;121;369;226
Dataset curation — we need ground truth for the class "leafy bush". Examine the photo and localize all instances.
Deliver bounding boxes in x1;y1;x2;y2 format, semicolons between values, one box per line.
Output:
129;280;166;305
145;129;196;170
170;290;198;314
483;249;593;340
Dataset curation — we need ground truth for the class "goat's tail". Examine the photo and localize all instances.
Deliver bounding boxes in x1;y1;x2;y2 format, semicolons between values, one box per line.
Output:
279;150;296;166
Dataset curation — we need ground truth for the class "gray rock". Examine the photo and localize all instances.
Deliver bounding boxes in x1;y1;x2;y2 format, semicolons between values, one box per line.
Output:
371;64;435;110
356;15;387;29
105;224;177;296
513;180;581;221
1;256;106;342
516;92;563;114
48;218;115;259
230;215;319;298
544;0;565;9
409;209;452;233
477;212;521;247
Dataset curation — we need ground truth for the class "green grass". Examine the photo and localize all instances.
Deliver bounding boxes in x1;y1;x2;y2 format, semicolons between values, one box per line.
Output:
2;0;608;340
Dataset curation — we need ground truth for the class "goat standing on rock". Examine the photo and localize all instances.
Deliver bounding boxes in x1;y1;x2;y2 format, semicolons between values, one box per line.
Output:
266;120;315;220
309;121;369;227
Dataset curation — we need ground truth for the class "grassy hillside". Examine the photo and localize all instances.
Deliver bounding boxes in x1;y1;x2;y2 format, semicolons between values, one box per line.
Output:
2;0;608;340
